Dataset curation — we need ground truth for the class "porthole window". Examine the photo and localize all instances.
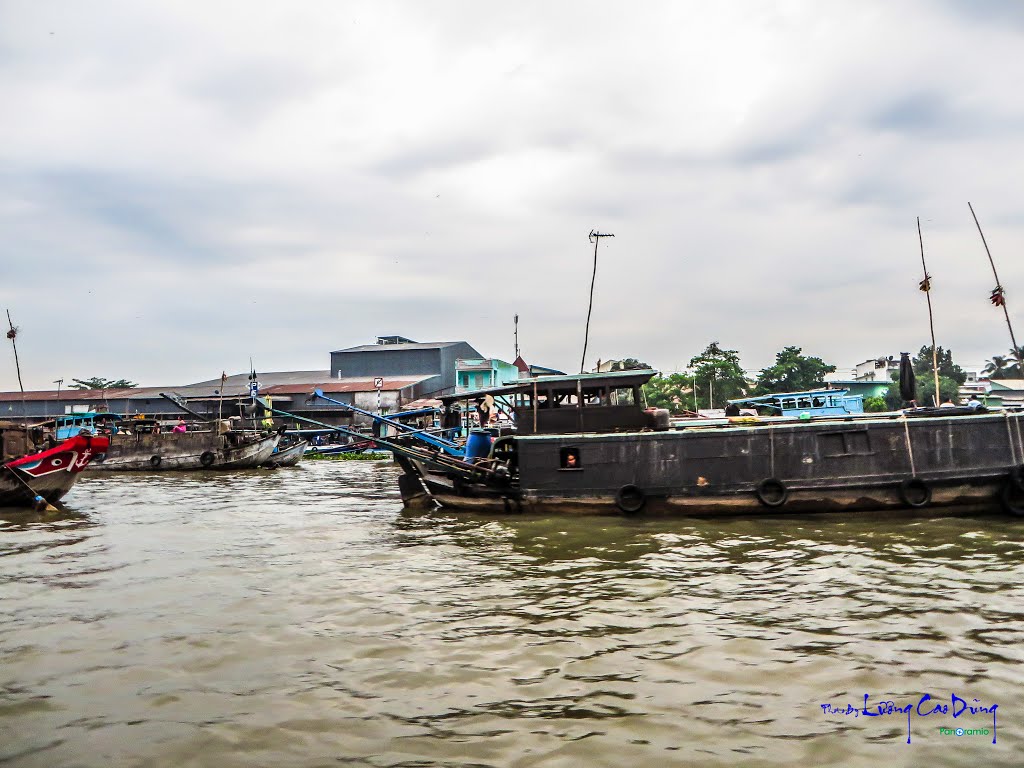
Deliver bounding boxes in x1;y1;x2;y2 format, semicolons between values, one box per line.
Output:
559;447;582;469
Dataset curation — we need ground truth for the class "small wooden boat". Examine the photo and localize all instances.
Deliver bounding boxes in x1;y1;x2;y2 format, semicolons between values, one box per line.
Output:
263;439;308;467
1;423;109;507
86;420;282;471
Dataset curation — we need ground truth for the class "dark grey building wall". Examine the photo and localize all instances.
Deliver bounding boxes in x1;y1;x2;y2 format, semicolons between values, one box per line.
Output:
330;341;480;395
332;348;442;379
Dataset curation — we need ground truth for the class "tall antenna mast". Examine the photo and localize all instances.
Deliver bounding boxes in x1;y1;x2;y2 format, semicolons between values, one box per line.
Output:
969;202;1023;373
514;314;519;359
917;217;941;405
581;230;614;374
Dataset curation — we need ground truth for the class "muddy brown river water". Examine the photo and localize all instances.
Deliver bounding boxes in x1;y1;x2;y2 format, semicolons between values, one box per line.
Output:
2;460;1022;766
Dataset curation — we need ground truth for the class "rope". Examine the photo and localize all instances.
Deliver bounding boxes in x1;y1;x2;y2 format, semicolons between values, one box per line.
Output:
902;416;916;476
1005;411;1018;466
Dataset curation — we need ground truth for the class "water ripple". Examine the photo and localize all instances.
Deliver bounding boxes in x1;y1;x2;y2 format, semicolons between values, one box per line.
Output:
1;460;1023;766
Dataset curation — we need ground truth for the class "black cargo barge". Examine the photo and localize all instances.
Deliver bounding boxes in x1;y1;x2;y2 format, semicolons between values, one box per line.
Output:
392;370;1024;517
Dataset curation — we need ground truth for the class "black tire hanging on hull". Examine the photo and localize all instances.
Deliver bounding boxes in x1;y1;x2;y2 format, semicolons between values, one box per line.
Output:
755;478;788;508
898;477;931;508
615;484;646;514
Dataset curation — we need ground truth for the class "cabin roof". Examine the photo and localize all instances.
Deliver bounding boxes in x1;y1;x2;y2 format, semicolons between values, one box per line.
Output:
440;369;656;403
729;388;850;405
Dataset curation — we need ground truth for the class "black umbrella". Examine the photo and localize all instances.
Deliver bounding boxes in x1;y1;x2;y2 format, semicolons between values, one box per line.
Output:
899;352;916;404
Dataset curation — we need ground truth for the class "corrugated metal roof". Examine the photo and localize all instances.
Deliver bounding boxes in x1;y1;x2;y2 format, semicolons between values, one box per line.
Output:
332;341;464;354
0;374;434;402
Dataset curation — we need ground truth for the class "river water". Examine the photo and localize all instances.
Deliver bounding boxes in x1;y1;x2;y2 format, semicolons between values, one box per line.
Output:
2;459;1022;767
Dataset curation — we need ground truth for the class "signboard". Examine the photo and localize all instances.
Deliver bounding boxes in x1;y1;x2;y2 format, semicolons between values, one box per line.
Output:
374;378;384;389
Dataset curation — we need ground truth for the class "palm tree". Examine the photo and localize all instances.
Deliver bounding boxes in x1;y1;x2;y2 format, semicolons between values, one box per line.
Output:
985;355;1010;378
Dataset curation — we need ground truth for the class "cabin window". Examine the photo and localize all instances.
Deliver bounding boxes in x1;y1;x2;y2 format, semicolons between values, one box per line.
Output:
812;397;826;408
818;430;871;457
782;399;797;410
559;447;582;469
610;387;636;406
797;397;812;409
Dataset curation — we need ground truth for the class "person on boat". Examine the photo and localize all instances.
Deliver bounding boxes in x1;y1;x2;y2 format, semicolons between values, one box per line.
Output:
476;397;492;428
724;402;741;417
172;418;187;433
940;398;956;408
565;452;579;468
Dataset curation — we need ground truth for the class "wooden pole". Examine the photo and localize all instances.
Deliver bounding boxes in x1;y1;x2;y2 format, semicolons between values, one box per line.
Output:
3;465;59;512
969;202;1023;372
581;230;614;373
6;310;27;424
917;217;942;405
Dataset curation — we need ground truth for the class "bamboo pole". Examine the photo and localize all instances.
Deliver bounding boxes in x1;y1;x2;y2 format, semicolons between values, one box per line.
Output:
581;230;614;373
6;310;27;424
917;217;942;405
969;202;1023;372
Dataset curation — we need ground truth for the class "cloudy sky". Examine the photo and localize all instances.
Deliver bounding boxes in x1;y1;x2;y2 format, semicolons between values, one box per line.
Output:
3;0;1024;390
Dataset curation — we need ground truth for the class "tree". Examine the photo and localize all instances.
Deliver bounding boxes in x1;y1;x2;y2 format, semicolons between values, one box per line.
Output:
883;346;967;407
68;377;138;390
912;346;966;386
643;373;693;414
985;355;1012;379
752;346;836;396
686;342;747;410
610;358;653;371
918;375;962;407
863;395;888;413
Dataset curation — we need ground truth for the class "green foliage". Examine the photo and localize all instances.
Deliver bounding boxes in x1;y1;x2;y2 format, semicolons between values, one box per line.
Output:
609;358;653;371
752;346;836;396
68;377;138;390
863;396;889;413
687;342;747;410
643;373;693;414
912;346;966;386
986;348;1024;378
306;452;390;461
919;375;962;407
984;354;1012;378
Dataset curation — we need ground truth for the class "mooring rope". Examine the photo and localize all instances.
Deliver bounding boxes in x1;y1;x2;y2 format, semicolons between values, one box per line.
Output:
902;416;916;476
1005;411;1018;467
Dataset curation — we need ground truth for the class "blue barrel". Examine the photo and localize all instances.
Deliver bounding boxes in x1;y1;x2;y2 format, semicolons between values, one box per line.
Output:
465;429;493;462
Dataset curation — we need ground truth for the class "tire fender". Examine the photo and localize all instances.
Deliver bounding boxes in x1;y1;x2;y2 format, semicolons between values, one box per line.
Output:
898;477;931;508
615;484;646;514
200;451;215;468
755;478;788;508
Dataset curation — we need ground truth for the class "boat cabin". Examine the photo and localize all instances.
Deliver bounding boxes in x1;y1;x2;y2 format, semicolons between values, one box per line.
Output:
53;412;124;440
0;421;34;461
440;370;660;436
728;389;864;418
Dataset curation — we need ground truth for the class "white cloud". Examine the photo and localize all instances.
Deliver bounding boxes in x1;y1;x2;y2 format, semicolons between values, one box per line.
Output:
2;0;1024;389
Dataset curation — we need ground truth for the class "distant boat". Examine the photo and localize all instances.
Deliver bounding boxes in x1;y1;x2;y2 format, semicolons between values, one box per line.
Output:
75;416;282;471
1;424;109;507
263;439;308;467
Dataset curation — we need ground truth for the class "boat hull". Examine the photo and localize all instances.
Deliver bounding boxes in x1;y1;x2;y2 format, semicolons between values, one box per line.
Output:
2;434;110;507
87;430;280;471
398;411;1024;517
263;440;308;467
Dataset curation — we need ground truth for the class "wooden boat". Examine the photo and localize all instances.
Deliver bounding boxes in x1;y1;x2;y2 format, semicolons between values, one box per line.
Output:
263;439;308;467
1;422;109;507
389;370;1024;517
86;420;282;471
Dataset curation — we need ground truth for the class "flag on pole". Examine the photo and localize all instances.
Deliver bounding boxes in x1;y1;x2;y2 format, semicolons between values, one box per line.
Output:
990;286;1006;306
